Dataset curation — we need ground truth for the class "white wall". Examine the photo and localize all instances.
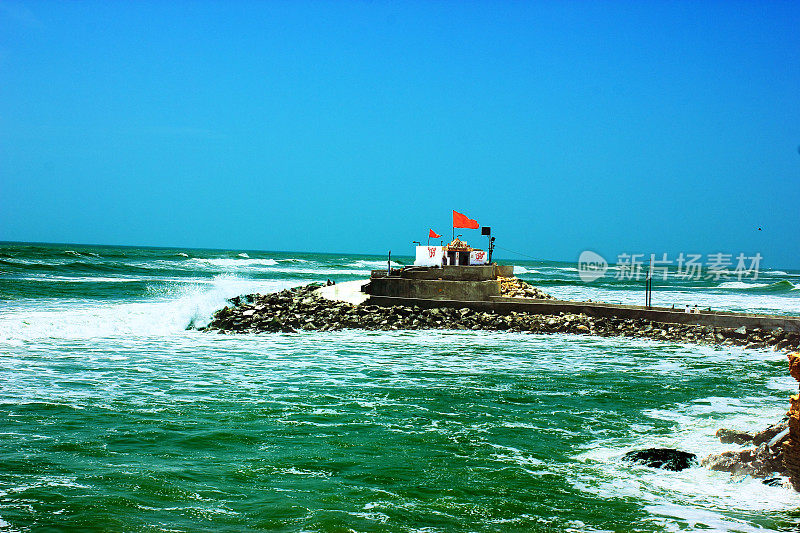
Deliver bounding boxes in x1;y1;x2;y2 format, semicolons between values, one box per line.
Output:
470;250;488;265
414;246;444;266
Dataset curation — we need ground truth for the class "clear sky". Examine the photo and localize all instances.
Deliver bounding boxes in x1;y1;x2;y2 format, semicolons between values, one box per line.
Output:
1;1;798;266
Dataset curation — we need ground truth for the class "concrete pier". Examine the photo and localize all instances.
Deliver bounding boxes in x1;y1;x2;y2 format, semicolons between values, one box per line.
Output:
317;265;800;334
368;295;800;333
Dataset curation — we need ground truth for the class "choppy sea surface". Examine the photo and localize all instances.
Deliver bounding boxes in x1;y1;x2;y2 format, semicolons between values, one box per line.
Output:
1;242;799;532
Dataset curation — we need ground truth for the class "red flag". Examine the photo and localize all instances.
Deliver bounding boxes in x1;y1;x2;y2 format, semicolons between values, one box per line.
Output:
452;210;479;229
429;229;441;238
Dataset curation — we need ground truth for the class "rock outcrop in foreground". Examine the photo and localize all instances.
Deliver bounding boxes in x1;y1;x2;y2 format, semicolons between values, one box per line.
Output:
702;421;789;482
783;353;800;490
202;284;800;353
700;353;800;490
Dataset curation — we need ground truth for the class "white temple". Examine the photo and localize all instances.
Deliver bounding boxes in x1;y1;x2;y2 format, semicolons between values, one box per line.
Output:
413;238;488;267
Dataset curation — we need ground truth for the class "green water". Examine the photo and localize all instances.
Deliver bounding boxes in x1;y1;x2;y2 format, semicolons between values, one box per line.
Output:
1;243;799;531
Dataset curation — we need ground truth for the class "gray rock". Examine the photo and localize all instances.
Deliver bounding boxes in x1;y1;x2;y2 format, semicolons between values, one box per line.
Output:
715;428;753;445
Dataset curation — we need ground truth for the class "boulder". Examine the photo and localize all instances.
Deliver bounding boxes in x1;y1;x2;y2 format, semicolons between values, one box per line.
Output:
622;448;697;471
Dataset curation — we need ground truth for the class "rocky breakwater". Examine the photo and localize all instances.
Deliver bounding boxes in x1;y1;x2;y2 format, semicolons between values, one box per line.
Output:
201;284;800;354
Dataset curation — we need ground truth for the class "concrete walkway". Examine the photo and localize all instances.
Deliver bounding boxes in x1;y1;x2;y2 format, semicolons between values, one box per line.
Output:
367;294;800;333
314;279;371;305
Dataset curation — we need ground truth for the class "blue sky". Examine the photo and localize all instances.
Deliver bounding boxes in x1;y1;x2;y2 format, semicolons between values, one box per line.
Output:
1;1;798;266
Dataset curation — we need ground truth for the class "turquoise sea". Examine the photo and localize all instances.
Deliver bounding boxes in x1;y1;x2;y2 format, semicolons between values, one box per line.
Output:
2;242;800;532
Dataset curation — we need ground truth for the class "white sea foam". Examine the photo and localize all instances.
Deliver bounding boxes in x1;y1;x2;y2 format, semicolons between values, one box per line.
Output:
157;258;371;276
16;276;144;283
58;249;99;258
717;281;769;289
237;253;249;258
0;276;298;343
188;257;279;268
513;266;540;274
2;257;68;266
348;260;402;268
570;346;797;530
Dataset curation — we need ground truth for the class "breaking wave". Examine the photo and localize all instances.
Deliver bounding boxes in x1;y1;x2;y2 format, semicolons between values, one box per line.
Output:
716;280;797;293
0;276;297;343
348;260;402;269
188;257;279;268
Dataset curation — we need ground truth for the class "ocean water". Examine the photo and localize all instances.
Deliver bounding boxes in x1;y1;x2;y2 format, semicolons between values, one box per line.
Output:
1;242;799;532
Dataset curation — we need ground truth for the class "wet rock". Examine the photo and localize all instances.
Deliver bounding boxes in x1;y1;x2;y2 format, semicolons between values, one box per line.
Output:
702;441;786;478
703;417;791;481
715;428;754;445
763;476;788;487
622;448;697;471
753;421;788;446
783;353;800;490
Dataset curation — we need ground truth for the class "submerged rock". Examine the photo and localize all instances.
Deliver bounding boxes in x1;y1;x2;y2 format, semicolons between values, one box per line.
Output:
622;448;697;471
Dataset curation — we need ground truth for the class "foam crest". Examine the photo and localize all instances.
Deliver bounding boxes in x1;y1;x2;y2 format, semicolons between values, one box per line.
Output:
348;260;402;268
0;276;297;343
717;281;769;289
188;257;279;268
513;266;540;274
